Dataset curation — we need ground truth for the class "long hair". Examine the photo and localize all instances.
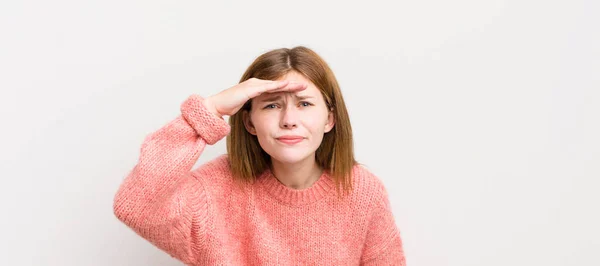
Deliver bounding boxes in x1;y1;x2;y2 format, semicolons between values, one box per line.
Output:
226;46;357;197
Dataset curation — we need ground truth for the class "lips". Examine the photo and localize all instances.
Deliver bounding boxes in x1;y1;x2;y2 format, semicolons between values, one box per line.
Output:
277;136;303;140
276;135;304;144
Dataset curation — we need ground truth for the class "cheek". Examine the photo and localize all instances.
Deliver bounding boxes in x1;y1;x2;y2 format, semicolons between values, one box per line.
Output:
303;114;329;132
251;115;275;133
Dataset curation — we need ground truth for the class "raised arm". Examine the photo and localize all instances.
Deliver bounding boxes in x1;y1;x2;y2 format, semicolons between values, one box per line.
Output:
113;78;307;264
112;94;230;264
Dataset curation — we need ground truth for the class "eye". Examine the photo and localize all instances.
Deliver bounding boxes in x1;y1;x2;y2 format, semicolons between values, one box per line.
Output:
263;102;312;109
263;104;278;109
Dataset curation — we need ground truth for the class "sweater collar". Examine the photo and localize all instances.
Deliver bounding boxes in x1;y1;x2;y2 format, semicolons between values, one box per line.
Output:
256;167;335;206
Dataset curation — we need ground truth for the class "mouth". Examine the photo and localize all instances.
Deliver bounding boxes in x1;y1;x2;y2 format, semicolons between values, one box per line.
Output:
276;137;304;144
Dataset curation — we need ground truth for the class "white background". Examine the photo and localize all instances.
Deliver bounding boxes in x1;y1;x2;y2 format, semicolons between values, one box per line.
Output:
1;0;598;265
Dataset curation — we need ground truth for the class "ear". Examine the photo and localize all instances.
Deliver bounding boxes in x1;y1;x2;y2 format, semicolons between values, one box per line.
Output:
324;109;335;133
242;110;257;135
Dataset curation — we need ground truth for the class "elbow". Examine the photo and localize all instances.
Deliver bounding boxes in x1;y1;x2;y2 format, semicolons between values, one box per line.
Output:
112;190;130;224
113;194;124;222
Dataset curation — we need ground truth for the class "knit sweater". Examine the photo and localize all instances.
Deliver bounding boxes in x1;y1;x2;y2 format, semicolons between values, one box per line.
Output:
113;94;407;265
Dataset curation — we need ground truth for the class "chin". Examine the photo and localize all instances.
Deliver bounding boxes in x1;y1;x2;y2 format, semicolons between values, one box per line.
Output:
266;150;313;164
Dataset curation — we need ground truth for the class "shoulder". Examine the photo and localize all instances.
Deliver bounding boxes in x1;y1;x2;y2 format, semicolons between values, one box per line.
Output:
351;164;389;196
349;164;392;209
190;153;233;185
192;153;230;172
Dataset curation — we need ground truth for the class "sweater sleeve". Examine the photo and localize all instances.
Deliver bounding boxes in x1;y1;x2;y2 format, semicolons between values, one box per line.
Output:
112;94;230;264
360;187;407;266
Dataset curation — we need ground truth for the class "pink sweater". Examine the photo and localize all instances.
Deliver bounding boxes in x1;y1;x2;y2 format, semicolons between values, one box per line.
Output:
113;94;407;265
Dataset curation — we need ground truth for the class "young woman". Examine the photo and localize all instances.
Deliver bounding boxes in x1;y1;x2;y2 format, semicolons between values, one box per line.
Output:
113;46;407;265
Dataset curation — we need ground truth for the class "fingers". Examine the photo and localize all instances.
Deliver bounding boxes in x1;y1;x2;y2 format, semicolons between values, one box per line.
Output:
269;81;307;93
250;80;288;97
264;80;289;91
249;80;307;99
251;80;307;97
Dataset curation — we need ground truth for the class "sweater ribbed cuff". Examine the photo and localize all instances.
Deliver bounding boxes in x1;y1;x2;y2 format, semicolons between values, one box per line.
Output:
180;94;231;145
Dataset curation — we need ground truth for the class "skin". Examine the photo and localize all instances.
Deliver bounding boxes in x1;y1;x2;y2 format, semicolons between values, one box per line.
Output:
243;71;335;189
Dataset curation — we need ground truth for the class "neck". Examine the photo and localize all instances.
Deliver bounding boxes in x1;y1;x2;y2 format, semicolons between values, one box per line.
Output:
270;155;323;190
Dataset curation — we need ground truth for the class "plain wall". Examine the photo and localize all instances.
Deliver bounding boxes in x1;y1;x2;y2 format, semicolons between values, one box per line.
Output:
1;0;598;265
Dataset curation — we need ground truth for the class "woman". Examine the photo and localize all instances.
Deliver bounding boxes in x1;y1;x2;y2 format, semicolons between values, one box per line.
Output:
113;46;407;265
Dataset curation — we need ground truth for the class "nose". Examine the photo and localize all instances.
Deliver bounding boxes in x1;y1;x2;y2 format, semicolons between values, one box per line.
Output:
280;103;298;129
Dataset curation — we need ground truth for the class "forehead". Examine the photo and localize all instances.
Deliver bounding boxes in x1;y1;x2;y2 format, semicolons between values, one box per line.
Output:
276;71;309;83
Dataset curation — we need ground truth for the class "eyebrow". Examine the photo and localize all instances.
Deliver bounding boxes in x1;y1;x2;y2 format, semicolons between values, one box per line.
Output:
258;94;314;103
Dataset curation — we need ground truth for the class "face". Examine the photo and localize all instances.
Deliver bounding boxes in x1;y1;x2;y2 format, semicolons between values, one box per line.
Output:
243;71;335;164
